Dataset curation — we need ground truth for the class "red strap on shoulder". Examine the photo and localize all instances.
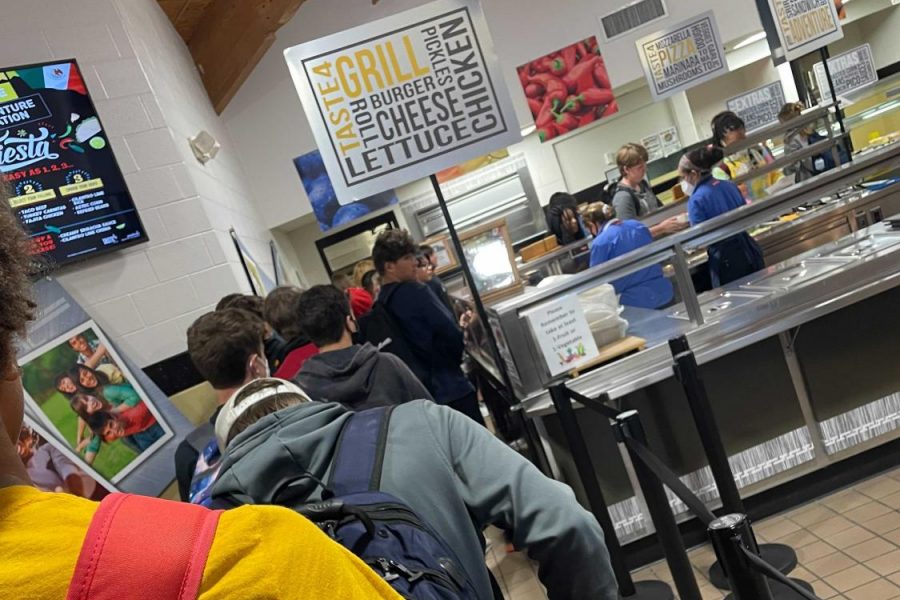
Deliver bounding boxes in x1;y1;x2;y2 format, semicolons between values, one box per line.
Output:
67;493;223;600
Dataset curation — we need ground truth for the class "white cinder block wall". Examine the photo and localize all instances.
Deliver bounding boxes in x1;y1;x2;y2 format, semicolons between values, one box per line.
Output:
0;0;277;367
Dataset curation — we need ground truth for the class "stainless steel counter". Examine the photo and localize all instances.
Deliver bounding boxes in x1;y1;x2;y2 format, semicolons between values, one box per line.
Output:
476;142;900;401
522;223;900;417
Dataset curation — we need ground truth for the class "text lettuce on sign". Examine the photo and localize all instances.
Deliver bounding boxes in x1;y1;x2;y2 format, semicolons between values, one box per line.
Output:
285;0;520;204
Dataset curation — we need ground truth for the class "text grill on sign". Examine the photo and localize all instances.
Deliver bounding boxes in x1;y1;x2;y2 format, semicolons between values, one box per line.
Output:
285;0;520;204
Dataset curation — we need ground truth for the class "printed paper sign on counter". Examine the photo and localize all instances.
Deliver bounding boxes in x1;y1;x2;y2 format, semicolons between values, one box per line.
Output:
284;0;520;204
726;82;786;132
526;295;600;377
636;11;728;101
813;44;877;100
768;0;843;62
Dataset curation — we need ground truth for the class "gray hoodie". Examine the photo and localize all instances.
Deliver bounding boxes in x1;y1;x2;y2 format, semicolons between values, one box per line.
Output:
294;343;433;410
211;400;617;600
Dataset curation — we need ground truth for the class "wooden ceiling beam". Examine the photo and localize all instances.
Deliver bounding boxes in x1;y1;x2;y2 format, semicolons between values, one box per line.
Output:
187;0;306;114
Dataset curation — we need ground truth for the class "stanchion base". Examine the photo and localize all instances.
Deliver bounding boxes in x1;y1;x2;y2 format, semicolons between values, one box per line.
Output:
710;543;798;589
724;578;814;599
620;580;674;599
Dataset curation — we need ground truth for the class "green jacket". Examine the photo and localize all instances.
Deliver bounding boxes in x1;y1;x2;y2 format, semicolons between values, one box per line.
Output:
212;401;617;600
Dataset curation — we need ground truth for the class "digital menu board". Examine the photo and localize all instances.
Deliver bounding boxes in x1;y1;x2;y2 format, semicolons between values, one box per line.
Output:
0;60;146;267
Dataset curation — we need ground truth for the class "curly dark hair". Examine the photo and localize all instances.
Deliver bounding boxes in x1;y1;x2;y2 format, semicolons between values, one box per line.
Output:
372;229;417;275
0;185;36;370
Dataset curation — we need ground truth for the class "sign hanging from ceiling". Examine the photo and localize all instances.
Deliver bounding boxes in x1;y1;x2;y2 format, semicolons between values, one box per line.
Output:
813;43;877;99
635;11;728;101
284;0;520;204
767;0;843;62
726;81;786;132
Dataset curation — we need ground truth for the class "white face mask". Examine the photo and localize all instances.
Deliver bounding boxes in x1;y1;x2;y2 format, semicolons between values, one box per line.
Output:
680;180;695;196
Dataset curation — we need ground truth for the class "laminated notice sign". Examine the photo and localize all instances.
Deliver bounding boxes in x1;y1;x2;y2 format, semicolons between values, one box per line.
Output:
526;295;600;377
813;44;877;99
636;11;728;101
284;0;520;204
768;0;843;62
726;82;786;132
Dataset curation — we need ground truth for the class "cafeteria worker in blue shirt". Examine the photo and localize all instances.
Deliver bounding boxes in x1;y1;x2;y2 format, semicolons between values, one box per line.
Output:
581;202;673;309
678;145;765;287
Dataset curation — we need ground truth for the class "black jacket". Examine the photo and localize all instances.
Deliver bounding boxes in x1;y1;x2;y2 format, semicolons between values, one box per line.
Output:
294;343;433;410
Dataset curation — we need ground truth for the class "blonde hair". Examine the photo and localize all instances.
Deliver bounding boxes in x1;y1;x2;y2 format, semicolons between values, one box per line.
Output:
778;102;804;124
580;202;616;227
352;259;375;287
616;143;649;176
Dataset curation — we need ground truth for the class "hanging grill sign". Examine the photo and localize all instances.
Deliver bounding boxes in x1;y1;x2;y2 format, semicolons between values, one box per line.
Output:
284;0;520;204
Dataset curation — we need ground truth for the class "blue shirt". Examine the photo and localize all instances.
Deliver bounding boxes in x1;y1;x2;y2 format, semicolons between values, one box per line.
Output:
589;220;673;309
688;176;747;225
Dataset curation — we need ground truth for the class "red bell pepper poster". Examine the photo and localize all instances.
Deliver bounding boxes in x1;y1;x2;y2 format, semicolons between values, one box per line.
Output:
517;37;617;143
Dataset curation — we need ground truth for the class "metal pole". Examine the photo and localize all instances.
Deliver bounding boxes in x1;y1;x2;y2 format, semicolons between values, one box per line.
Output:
429;175;516;400
616;410;702;600
669;339;744;513
549;386;674;600
708;514;774;600
819;47;853;155
668;336;799;590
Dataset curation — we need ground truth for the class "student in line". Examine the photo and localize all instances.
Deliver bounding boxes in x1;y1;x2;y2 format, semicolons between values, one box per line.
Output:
0;197;401;600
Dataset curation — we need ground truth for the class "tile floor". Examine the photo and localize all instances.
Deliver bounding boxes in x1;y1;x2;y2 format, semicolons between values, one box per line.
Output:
487;466;900;599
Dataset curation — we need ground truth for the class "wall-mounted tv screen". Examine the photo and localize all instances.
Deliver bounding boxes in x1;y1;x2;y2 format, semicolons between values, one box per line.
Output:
0;59;146;268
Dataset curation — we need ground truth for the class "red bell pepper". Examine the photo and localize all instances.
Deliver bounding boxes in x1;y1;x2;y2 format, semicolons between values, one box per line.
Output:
562;56;600;93
577;88;615;107
562;45;578;73
517;67;530;88
538;124;558;142
554;111;579;133
563;94;582;113
578;109;598;127
529;73;568;104
535;97;557;128
549;57;568;76
525;82;544;98
600;101;619;117
593;62;611;90
527;98;542;117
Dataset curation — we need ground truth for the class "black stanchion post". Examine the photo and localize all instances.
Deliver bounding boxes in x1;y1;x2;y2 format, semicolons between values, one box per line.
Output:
616;409;702;600
668;336;798;590
708;514;774;600
668;339;743;513
549;385;673;599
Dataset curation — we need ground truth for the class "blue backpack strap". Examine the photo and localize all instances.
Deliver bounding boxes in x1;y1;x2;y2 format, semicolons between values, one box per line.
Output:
329;406;394;496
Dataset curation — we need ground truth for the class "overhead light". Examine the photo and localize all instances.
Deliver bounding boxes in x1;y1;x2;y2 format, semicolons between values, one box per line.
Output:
733;31;767;50
520;124;536;137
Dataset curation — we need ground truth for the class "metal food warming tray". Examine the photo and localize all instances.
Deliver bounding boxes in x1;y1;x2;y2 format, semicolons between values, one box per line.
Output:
741;259;852;291
667;291;770;321
814;232;900;259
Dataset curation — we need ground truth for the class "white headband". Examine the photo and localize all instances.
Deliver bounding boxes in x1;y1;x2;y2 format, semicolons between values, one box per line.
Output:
215;378;311;449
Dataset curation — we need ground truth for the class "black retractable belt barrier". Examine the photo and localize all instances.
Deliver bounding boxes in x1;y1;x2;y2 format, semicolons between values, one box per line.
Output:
615;410;702;600
668;336;799;590
548;385;673;600
709;514;775;600
549;384;819;600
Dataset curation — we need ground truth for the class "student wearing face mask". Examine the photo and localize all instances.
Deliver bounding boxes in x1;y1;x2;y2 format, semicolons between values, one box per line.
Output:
679;146;765;287
174;308;271;503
